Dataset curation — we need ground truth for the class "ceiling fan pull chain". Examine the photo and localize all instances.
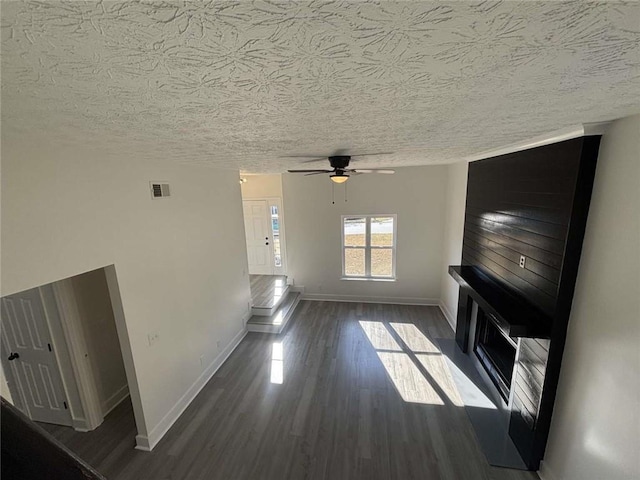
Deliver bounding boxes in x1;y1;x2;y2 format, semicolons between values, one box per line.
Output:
345;182;348;203
332;182;335;204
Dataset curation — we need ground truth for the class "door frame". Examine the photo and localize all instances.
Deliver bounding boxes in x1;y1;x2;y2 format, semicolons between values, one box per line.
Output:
51;279;104;430
0;266;146;443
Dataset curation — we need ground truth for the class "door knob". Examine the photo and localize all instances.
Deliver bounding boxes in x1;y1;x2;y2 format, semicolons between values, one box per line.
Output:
8;352;19;361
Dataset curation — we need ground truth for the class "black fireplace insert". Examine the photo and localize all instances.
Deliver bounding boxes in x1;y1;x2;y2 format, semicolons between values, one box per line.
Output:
474;308;517;402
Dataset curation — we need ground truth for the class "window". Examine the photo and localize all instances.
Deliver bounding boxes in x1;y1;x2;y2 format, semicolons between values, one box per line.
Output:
270;205;282;267
342;215;396;280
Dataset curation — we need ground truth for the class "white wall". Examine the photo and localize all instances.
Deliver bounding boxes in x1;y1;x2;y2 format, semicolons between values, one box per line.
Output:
439;161;469;329
1;142;251;448
540;114;640;480
71;268;128;415
282;166;447;303
241;174;283;199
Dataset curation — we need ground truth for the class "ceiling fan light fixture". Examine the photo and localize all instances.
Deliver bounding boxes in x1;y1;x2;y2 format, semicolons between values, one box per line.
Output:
330;173;349;184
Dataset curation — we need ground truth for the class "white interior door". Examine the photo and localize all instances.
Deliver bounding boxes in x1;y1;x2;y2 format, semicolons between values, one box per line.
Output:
243;200;273;275
1;288;72;426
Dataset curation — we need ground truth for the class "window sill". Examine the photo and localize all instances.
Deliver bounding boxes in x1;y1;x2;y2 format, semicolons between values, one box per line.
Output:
340;277;397;282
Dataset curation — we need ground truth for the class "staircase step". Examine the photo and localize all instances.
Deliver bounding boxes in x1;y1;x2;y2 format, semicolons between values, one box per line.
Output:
247;291;301;334
251;284;290;316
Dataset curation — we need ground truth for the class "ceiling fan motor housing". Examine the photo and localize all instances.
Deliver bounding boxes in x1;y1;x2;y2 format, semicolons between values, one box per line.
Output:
329;156;351;169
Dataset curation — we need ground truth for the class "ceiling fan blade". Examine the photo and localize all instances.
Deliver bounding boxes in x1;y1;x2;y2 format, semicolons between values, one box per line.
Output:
280;154;329;159
287;169;333;173
350;152;394;157
301;157;330;164
304;171;331;176
353;169;395;174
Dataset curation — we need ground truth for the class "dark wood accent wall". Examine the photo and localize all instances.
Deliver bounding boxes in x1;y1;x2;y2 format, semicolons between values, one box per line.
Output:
463;138;586;316
457;136;601;470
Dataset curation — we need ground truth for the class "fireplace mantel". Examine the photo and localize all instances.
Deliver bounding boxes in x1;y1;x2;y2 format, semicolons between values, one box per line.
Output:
448;265;552;339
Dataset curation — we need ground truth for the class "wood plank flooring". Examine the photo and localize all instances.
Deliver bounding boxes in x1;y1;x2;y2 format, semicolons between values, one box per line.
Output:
40;301;539;480
250;275;288;308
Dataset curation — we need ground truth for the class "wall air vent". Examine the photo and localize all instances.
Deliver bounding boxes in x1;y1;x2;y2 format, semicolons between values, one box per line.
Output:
150;182;170;199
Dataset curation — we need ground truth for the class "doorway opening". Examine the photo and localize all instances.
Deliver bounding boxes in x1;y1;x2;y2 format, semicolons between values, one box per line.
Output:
1;265;143;445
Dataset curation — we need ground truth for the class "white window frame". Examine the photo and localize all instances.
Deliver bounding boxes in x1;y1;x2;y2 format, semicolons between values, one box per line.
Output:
341;215;397;281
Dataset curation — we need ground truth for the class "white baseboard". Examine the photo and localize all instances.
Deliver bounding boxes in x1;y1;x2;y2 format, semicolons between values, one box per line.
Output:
134;326;248;451
72;417;90;432
242;309;251;326
289;285;305;294
438;302;456;332
537;460;558;480
135;434;151;451
301;293;439;306
101;384;130;417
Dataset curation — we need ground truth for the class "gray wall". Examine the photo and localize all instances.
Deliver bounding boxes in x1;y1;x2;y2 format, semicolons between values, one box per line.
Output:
439;161;468;328
1;141;251;446
282;166;447;303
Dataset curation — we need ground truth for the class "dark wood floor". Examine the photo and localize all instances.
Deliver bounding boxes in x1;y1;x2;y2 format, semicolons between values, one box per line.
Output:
40;301;539;480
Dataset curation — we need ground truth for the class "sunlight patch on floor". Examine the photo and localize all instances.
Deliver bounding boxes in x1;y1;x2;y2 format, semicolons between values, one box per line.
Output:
389;322;440;353
270;342;284;384
359;320;402;351
443;360;496;410
377;352;444;405
358;320;475;406
415;353;464;407
272;310;284;326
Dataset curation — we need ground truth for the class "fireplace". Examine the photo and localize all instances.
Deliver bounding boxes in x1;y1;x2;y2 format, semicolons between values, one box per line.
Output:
474;308;516;402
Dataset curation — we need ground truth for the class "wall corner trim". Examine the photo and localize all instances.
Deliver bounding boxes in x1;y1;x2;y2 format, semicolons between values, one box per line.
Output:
136;326;248;451
537;460;558;480
438;302;456;332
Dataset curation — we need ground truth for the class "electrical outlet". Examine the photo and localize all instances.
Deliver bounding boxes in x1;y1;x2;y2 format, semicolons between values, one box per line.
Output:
216;340;221;351
147;332;159;346
519;255;526;268
200;355;205;369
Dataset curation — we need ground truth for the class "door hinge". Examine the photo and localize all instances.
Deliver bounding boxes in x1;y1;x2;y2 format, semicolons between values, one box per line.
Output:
48;343;52;352
63;401;68;410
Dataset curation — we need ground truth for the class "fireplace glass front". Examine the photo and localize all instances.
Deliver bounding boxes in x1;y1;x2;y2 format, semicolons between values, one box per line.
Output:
474;308;517;402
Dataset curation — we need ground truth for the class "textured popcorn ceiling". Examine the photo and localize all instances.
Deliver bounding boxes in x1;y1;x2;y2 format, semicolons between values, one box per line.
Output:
2;1;639;173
